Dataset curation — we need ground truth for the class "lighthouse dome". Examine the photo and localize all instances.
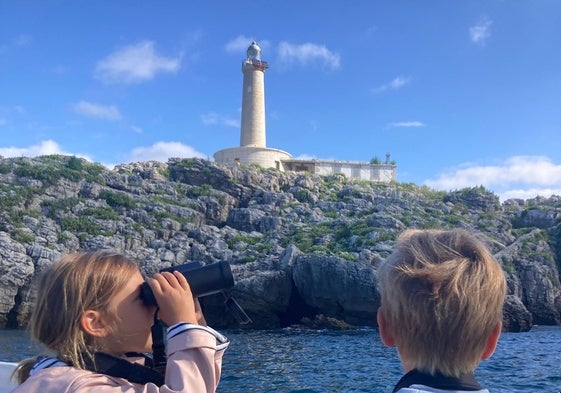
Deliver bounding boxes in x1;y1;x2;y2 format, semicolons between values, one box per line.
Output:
247;41;261;60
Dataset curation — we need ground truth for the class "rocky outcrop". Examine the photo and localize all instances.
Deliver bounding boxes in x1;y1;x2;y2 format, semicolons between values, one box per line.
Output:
0;156;560;332
291;256;379;326
496;229;561;325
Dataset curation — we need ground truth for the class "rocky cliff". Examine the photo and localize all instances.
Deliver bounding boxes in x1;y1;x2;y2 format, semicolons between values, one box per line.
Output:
0;155;559;332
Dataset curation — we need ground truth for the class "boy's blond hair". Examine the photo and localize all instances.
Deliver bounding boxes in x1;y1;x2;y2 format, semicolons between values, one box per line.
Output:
377;229;506;377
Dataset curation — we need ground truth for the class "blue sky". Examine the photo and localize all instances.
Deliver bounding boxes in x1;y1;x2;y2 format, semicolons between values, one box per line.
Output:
1;1;560;201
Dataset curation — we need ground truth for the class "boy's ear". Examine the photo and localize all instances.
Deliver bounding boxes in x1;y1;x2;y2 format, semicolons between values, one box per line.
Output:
481;321;502;360
80;310;110;338
377;308;396;347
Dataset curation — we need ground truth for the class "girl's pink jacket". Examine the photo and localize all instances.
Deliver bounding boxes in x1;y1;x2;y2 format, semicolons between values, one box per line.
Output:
10;325;229;393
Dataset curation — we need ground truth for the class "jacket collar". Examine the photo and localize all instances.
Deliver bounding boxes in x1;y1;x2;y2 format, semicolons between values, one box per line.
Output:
393;369;483;392
31;352;164;386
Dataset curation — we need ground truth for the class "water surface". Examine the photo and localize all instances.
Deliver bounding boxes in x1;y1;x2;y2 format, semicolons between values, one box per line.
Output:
1;326;559;392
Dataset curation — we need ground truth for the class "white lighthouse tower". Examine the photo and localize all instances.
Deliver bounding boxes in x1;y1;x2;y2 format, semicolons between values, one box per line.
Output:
214;41;292;170
240;41;267;147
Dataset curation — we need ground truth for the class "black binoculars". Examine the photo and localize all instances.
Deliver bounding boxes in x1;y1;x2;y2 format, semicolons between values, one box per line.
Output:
140;260;235;305
140;260;251;324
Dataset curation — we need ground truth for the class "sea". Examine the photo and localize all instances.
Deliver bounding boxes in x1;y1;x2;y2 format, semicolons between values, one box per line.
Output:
1;326;560;392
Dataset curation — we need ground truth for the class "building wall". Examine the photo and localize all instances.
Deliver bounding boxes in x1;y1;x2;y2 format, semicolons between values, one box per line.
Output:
282;160;396;182
214;147;292;171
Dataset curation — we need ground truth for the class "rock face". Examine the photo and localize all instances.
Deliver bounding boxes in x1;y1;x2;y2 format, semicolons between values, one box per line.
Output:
291;256;379;326
0;156;560;332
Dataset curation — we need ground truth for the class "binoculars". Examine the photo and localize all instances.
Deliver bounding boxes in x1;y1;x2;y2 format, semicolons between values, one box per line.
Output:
140;260;251;324
140;260;234;305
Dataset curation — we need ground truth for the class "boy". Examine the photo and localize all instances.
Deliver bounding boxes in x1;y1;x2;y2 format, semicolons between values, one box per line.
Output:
377;229;506;393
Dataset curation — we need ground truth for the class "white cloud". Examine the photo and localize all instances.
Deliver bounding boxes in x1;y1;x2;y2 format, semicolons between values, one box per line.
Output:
72;101;122;121
291;153;344;162
0;140;63;157
223;119;239;128
225;35;254;53
14;35;31;47
0;105;25;116
365;25;378;37
424;156;561;201
52;65;69;75
469;16;492;45
372;76;412;94
127;141;207;163
0;35;31;54
95;41;180;84
0;140;207;168
499;188;561;202
277;42;340;70
225;36;271;55
0;140;90;160
131;125;143;133
224;35;253;53
309;120;319;132
201;112;219;126
292;154;318;160
389;121;425;128
201;112;239;128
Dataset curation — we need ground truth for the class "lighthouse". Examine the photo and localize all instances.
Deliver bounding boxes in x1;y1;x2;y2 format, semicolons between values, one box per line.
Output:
212;41;396;181
240;41;268;147
214;41;292;170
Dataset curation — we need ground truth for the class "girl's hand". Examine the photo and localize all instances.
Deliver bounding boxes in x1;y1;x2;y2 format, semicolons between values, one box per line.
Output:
194;298;207;326
147;271;197;326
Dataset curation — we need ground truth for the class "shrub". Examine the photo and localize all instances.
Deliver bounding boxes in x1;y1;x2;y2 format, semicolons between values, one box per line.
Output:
99;190;136;209
41;197;82;218
14;161;61;186
158;167;170;179
14;229;35;243
82;206;120;220
60;216;103;235
0;162;10;174
67;156;83;171
187;184;213;198
0;194;22;210
227;234;261;248
83;163;106;184
176;158;197;169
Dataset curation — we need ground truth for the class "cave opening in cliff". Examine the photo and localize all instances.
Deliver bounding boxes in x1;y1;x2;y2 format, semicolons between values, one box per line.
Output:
5;290;23;329
277;282;317;327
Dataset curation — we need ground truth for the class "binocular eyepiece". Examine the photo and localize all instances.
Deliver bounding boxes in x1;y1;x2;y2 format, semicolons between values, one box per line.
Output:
140;260;235;306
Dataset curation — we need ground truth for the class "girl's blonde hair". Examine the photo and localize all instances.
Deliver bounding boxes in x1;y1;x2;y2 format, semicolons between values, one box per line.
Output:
377;229;506;377
14;251;139;383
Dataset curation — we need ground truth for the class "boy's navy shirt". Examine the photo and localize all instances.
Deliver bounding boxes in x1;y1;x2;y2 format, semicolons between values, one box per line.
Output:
393;369;485;392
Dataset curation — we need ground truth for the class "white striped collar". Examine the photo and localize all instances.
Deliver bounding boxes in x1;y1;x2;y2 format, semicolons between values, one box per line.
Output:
167;323;230;350
30;357;68;376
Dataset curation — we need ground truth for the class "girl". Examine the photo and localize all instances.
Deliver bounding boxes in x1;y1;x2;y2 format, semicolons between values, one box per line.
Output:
11;251;229;392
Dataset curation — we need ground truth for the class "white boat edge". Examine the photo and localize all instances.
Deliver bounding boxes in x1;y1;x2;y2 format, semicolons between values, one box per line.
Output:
0;361;18;393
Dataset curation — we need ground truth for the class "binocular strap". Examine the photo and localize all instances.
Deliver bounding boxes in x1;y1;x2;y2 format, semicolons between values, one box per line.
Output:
151;314;168;375
83;352;165;386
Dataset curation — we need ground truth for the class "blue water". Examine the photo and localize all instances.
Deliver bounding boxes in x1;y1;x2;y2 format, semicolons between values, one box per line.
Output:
1;326;560;392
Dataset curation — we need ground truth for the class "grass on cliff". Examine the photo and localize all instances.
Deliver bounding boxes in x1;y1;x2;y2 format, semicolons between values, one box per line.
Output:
11;155;105;186
1;154;559;266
